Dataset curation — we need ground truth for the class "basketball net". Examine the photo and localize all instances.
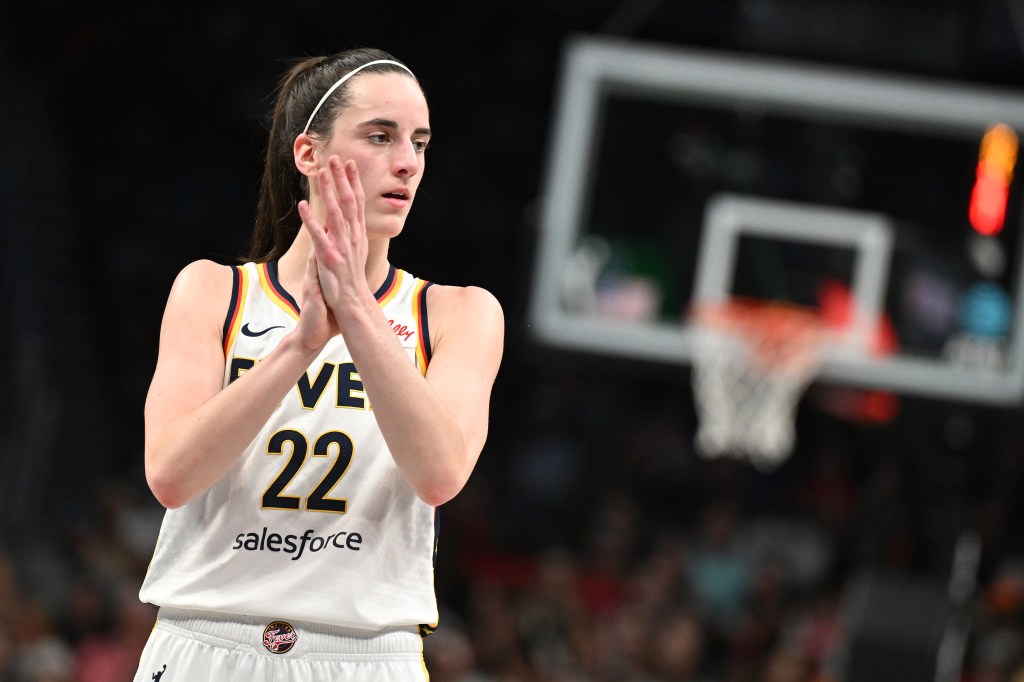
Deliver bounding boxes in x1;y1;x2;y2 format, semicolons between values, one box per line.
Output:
690;299;828;471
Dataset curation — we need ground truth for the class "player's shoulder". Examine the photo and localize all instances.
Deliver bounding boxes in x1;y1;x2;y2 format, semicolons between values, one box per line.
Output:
425;284;504;352
165;259;238;315
426;283;503;321
171;259;236;293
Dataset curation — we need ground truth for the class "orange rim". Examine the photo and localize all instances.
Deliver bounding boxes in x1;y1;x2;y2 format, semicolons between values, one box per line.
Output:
691;298;826;373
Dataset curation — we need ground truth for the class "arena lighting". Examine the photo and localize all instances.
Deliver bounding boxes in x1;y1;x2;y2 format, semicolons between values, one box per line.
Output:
969;123;1019;236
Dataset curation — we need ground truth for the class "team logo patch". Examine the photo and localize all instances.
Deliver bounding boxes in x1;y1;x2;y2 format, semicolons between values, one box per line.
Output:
262;621;298;654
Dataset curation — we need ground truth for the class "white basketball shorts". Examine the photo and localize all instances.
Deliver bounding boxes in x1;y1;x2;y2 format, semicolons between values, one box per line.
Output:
133;608;429;681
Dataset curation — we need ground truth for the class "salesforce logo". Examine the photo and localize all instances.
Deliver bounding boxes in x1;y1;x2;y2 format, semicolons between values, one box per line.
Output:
232;527;363;560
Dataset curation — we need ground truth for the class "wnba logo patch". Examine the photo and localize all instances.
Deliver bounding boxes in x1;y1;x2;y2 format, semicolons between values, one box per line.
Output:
262;621;298;654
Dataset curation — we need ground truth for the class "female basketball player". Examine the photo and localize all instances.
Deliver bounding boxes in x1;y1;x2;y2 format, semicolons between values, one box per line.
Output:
133;48;504;681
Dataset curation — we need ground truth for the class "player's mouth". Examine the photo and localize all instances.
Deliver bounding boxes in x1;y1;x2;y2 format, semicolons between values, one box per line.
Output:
381;189;410;208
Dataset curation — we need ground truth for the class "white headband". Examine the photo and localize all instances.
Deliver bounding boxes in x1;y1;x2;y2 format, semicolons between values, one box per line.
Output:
302;59;415;135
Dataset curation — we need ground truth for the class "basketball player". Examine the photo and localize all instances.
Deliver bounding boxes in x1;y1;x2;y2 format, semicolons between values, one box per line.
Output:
133;48;504;681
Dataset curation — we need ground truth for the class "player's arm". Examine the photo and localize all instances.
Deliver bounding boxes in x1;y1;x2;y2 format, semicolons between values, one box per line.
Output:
300;157;503;504
144;257;331;509
331;283;504;506
419;285;504;499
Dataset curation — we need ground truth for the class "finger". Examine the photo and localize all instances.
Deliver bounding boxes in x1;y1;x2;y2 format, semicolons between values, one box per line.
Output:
305;251;319;285
298;200;333;258
318;166;344;229
330;157;360;228
298;200;322;238
346;159;366;225
344;159;364;204
325;157;364;233
302;253;316;296
297;198;313;223
299;252;319;307
305;253;336;310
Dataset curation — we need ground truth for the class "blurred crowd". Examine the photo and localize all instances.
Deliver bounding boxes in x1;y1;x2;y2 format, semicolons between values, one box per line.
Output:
2;372;1024;682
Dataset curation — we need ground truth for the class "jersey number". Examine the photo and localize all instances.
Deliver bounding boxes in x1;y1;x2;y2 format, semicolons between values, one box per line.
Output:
262;429;352;513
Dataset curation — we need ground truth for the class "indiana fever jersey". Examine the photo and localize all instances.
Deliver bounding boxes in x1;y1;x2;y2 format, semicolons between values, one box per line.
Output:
140;260;440;635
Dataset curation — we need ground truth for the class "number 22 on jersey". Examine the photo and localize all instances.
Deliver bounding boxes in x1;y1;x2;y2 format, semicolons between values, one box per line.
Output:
261;429;353;513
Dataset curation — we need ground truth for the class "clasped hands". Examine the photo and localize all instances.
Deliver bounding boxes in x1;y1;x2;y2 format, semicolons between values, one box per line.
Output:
295;156;371;350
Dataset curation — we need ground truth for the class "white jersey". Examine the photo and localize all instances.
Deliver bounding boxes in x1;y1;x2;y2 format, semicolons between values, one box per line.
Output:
140;261;440;635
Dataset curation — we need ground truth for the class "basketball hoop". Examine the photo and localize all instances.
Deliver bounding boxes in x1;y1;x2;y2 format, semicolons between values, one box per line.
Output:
689;298;829;471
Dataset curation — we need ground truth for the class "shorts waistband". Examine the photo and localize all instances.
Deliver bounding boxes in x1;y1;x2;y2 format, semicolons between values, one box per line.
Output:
155;607;423;660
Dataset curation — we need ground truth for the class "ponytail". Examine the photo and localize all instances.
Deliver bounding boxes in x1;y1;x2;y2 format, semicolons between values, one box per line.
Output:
249;57;321;263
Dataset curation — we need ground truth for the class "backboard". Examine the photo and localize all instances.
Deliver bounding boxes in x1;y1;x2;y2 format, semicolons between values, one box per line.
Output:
528;36;1024;405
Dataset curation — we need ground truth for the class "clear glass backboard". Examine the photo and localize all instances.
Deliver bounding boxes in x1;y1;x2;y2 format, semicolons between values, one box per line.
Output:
528;36;1024;405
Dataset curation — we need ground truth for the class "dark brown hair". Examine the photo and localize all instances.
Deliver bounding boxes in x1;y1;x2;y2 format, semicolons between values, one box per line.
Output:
248;48;416;263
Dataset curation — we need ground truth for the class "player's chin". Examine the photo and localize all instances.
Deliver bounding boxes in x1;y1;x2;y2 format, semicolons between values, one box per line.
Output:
366;216;407;240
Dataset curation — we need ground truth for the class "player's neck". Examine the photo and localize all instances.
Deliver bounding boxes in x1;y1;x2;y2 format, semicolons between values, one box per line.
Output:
277;228;393;303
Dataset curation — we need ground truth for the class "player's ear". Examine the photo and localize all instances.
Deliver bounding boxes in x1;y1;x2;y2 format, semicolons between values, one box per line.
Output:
293;133;319;178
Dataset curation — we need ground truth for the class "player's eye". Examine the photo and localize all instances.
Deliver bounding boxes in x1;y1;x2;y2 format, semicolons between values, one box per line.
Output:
412;139;430;153
368;133;391;145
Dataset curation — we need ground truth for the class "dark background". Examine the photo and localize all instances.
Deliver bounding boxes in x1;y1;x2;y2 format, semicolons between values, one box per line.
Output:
3;1;1024;680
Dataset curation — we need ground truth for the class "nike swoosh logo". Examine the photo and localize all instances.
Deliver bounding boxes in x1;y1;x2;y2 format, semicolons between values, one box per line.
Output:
241;323;285;338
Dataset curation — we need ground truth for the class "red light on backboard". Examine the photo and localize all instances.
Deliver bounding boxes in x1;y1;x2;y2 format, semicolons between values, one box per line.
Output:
969;124;1018;236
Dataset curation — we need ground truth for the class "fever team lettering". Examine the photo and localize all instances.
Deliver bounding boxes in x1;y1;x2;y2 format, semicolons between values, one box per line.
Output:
229;359;370;410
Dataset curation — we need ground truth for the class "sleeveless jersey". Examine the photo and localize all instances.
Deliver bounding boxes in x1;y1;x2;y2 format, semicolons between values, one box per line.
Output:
140;261;440;635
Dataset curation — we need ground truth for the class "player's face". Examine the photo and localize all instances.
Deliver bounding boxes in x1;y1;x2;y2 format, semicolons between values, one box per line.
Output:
319;72;431;239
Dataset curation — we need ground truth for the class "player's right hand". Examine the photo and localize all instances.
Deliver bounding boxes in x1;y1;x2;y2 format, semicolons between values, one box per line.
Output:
294;250;339;353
